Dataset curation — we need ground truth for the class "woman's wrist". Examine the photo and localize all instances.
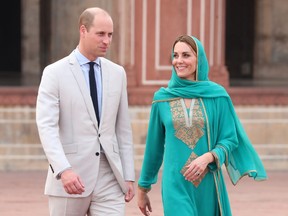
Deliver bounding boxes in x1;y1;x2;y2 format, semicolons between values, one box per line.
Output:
205;152;215;163
138;185;151;193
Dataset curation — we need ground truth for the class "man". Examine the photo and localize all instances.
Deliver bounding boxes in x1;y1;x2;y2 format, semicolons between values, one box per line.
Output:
36;7;135;216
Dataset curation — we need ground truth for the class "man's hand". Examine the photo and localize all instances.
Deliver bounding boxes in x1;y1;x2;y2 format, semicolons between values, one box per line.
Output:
60;169;85;195
138;188;152;216
125;181;135;202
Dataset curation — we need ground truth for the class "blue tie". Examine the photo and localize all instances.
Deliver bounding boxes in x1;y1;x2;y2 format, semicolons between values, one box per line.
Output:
88;62;100;126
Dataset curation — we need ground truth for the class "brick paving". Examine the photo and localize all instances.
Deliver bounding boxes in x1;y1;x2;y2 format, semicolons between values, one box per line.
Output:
0;170;287;216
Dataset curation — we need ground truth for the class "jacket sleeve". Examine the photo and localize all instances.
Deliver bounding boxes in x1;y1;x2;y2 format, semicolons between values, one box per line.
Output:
36;66;71;178
115;67;135;181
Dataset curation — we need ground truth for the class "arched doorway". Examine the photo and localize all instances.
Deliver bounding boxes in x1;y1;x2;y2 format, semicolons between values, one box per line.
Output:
225;0;255;86
0;1;21;85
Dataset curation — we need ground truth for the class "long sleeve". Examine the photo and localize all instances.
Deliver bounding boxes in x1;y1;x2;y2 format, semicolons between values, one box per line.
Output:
36;66;71;177
138;102;165;190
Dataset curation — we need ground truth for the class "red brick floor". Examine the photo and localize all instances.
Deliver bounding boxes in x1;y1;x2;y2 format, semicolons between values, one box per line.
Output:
0;170;287;216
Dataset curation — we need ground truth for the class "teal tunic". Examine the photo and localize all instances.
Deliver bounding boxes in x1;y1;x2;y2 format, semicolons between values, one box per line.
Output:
139;97;235;215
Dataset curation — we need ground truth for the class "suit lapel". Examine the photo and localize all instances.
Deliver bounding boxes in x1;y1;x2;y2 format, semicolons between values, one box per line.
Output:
68;53;99;130
100;58;109;127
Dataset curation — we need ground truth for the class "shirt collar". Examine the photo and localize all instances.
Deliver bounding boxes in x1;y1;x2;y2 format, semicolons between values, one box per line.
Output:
74;47;101;67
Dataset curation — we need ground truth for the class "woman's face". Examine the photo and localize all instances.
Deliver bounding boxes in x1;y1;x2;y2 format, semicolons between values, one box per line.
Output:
172;42;197;81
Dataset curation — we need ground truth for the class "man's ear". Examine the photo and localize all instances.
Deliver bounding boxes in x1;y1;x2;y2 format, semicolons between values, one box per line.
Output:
79;25;87;36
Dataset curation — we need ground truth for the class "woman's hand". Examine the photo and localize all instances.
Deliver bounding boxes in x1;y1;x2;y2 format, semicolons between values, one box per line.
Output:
138;188;152;216
183;152;214;182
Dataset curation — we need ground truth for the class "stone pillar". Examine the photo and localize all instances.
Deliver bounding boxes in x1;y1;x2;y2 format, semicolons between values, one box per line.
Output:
254;0;288;82
21;0;41;85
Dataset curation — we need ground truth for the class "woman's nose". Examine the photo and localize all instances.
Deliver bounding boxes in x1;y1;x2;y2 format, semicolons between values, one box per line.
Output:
176;57;184;63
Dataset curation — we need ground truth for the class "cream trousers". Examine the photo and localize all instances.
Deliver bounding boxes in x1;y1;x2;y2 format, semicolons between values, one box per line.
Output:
48;153;125;216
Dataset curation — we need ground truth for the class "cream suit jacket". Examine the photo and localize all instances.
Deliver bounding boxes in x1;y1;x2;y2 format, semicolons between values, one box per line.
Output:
36;52;135;197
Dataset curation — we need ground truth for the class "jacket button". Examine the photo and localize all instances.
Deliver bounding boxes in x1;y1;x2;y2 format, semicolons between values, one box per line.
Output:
98;134;101;137
95;152;100;156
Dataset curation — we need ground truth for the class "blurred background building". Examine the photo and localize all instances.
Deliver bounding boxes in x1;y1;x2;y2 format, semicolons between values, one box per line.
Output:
0;0;287;171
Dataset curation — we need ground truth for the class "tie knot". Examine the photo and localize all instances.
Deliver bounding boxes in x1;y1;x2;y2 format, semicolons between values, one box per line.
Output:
88;62;95;68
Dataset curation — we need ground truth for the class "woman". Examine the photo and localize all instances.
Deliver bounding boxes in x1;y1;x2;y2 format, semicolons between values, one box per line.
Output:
137;35;267;216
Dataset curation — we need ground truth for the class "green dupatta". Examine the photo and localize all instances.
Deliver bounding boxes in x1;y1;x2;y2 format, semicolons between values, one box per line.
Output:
153;36;267;184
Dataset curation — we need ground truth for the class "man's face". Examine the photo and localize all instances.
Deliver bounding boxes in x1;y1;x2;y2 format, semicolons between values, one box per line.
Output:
81;14;113;59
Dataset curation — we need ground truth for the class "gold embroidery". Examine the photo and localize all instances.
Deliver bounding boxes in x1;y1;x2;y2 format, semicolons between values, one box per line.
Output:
180;152;198;174
170;99;206;187
170;99;204;149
